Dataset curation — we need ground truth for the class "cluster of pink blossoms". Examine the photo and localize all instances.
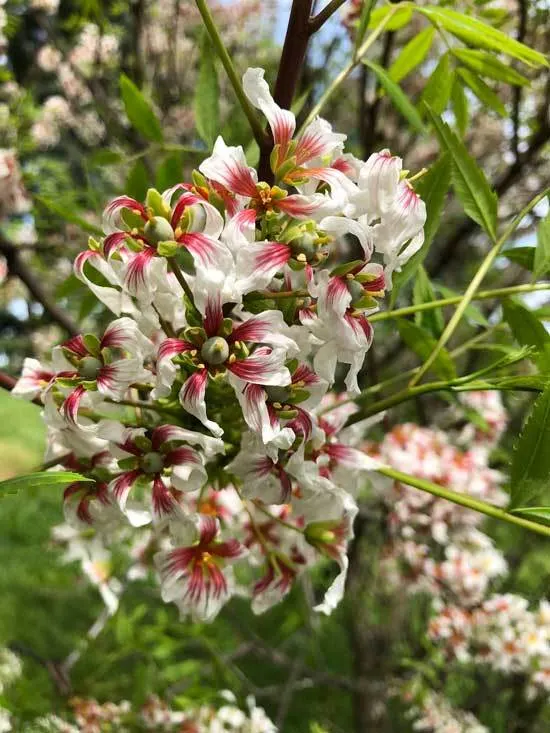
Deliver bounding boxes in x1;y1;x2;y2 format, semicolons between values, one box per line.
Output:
13;68;426;620
371;420;508;606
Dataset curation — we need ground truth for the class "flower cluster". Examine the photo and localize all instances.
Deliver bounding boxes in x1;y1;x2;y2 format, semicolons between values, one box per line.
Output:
370;420;508;606
1;685;276;732
429;596;550;700
14;68;426;621
409;691;489;733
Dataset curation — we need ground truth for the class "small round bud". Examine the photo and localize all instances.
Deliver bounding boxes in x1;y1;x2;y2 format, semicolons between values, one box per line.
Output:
200;337;230;365
141;451;164;475
144;216;175;244
78;356;103;380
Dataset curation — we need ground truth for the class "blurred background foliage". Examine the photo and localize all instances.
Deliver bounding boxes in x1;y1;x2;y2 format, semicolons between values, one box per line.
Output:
0;0;549;731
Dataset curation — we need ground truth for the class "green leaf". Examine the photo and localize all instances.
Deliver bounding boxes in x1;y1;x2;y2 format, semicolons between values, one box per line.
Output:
390;155;451;303
502;246;535;271
119;74;163;143
126;159;149;202
457;68;506;117
425;107;498;240
194;31;220;148
355;0;377;52
397;319;456;380
420;52;453;115
35;196;102;236
502;299;550;373
450;77;469;136
367;5;413;32
417;6;549;67
451;49;530;86
510;384;550;508
413;266;444;336
534;212;550;281
510;506;550;526
0;471;92;498
156;153;183;191
389;26;435;83
363;59;425;134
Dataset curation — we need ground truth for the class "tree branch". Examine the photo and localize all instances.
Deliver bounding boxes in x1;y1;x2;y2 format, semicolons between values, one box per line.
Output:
1;242;79;336
258;0;315;180
308;0;347;34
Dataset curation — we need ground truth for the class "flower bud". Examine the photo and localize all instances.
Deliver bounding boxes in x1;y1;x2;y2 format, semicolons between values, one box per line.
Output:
141;451;165;475
78;356;103;380
201;337;230;365
144;216;175;244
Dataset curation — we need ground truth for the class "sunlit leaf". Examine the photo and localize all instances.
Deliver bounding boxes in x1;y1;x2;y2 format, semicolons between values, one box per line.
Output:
502;299;550;373
417;7;549;67
194;30;220;148
420;52;453;115
119;74;163;143
0;471;92;499
534;212;550;281
457;68;506;117
364;59;425;133
425;107;498;240
452;49;530;86
389;26;435;82
510;384;550;508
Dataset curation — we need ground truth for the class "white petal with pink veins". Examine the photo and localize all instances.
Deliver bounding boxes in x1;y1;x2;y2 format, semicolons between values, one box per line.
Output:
179;370;223;438
242;67;295;147
199;136;258;199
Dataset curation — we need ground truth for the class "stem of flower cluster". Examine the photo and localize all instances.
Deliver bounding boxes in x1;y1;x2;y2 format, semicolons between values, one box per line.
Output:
168;257;197;306
375;465;550;538
194;0;268;148
252;499;305;535
409;189;550;387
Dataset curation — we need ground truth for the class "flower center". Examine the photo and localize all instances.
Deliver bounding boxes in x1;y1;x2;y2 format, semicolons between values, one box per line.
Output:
141;451;165;474
144;216;175;244
78;356;103;380
201;336;230;365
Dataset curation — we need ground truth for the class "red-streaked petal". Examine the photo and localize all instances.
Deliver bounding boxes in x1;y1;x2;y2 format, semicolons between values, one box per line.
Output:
164;446;201;468
158;338;194;362
62;334;88;358
203;296;223;338
198;515;218;546
110;468;142;504
152;476;178;517
62;384;87;424
170;192;203;228
104;231;131;258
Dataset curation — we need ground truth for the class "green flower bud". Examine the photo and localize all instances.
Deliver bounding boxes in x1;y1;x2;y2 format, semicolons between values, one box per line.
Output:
144;216;175;244
201;337;230;365
78;356;103;380
141;451;164;475
347;279;364;304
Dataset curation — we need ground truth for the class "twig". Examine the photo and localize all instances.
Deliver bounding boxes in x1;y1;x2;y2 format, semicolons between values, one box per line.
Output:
308;0;348;34
1;242;79;335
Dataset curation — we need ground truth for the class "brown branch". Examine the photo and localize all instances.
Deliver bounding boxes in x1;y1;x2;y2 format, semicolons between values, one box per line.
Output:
258;0;315;181
308;0;347;34
1;242;79;336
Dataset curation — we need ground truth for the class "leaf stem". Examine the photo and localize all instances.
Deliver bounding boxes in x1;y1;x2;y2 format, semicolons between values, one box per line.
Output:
408;189;550;387
371;282;550;323
375;465;550;538
194;0;268;147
